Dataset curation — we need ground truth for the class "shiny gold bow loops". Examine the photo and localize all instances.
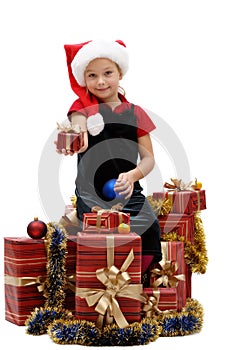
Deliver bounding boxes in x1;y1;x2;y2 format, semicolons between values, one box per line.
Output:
76;235;144;329
151;260;185;288
57;120;81;133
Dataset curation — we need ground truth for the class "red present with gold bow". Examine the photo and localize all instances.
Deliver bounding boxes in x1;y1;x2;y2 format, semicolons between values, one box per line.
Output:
150;241;186;310
75;232;143;328
153;189;206;215
82;209;130;233
158;213;195;243
142;287;178;316
56;121;84;153
4;236;77;326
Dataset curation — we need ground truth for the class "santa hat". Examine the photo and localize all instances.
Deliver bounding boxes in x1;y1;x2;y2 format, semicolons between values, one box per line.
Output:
64;40;129;136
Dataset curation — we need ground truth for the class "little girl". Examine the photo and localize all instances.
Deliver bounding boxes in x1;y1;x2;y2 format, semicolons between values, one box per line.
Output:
61;40;162;283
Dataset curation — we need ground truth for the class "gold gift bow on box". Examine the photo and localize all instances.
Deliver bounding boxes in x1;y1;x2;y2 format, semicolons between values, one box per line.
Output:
76;235;144;329
91;203;128;231
151;260;185;288
141;290;163;317
57;121;81;134
4;275;47;294
164;178;201;211
151;242;185;288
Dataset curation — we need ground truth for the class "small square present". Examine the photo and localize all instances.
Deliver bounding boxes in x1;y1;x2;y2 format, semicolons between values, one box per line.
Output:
82;211;130;233
56;121;84;153
150;241;186;310
142;287;178;315
153;189;206;215
158;213;195;242
75;232;142;327
4;236;77;326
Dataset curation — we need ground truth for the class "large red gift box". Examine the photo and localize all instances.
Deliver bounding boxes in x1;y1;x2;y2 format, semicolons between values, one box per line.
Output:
82;211;130;233
143;287;178;313
75;232;142;327
158;213;195;242
56;131;84;153
153;190;206;215
150;241;186;310
4;236;76;326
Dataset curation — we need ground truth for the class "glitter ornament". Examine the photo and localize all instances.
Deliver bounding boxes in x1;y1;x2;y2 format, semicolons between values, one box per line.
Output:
27;217;47;239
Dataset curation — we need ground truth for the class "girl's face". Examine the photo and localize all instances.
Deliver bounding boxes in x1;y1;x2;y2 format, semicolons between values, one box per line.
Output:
84;58;122;103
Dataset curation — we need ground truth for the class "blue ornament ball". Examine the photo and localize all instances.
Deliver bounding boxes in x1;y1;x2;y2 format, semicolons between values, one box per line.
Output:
102;178;123;200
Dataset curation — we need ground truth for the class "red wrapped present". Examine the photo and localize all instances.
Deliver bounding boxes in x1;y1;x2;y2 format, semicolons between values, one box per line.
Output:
158;213;195;242
4;236;76;326
56;131;84;153
56;121;84;153
82;211;130;233
153;189;206;215
75;232;143;328
150;241;186;310
142;287;178;316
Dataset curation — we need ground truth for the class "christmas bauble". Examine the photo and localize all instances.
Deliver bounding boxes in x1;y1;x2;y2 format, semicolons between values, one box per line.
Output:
102;178;123;200
27;217;47;239
118;223;130;234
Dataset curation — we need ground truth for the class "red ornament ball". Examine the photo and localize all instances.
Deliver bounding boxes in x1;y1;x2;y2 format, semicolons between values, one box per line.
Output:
27;217;47;239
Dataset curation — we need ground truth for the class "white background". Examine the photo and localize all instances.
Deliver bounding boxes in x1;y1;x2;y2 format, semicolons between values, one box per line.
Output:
0;0;228;348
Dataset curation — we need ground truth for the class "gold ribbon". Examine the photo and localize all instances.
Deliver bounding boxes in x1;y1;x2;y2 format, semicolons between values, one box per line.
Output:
76;235;144;328
65;274;76;293
141;290;166;317
91;204;128;231
57;121;81;133
59;209;79;227
4;274;47;293
164;178;194;191
151;261;185;288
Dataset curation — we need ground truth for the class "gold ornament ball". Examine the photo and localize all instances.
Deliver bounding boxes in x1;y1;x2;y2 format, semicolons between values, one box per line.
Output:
118;223;130;234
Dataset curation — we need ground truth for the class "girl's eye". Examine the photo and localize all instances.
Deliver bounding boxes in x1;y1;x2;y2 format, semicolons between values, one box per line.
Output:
105;70;113;76
88;73;96;78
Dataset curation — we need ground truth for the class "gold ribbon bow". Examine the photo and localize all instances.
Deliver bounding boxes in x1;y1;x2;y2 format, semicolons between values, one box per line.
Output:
4;274;47;294
151;260;185;288
141;290;163;317
76;236;144;328
164;178;195;191
91;203;127;231
57;121;81;134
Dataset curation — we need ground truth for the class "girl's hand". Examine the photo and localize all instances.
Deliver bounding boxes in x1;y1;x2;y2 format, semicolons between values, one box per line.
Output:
54;132;88;155
114;172;134;199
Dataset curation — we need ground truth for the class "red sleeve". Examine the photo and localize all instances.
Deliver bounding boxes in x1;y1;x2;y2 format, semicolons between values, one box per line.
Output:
67;99;87;120
134;105;156;138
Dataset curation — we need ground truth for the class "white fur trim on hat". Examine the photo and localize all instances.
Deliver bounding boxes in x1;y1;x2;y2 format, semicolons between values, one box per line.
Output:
87;113;105;136
71;40;129;87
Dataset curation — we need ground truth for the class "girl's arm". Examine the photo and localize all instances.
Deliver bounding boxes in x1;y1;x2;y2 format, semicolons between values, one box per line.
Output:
114;133;155;198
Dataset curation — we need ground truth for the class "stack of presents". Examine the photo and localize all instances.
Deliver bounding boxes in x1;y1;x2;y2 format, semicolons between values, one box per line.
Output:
4;178;207;344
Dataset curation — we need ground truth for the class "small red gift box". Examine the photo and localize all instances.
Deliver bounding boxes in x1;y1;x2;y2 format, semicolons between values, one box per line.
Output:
143;287;178;313
4;236;77;326
150;241;186;310
56;131;84;153
82;211;130;233
75;232;142;327
158;213;195;242
153;190;206;215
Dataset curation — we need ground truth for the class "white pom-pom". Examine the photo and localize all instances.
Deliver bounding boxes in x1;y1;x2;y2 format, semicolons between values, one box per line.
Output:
87;113;104;136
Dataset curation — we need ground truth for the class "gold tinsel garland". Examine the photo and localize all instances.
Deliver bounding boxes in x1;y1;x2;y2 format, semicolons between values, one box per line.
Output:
160;213;208;274
147;196;208;274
